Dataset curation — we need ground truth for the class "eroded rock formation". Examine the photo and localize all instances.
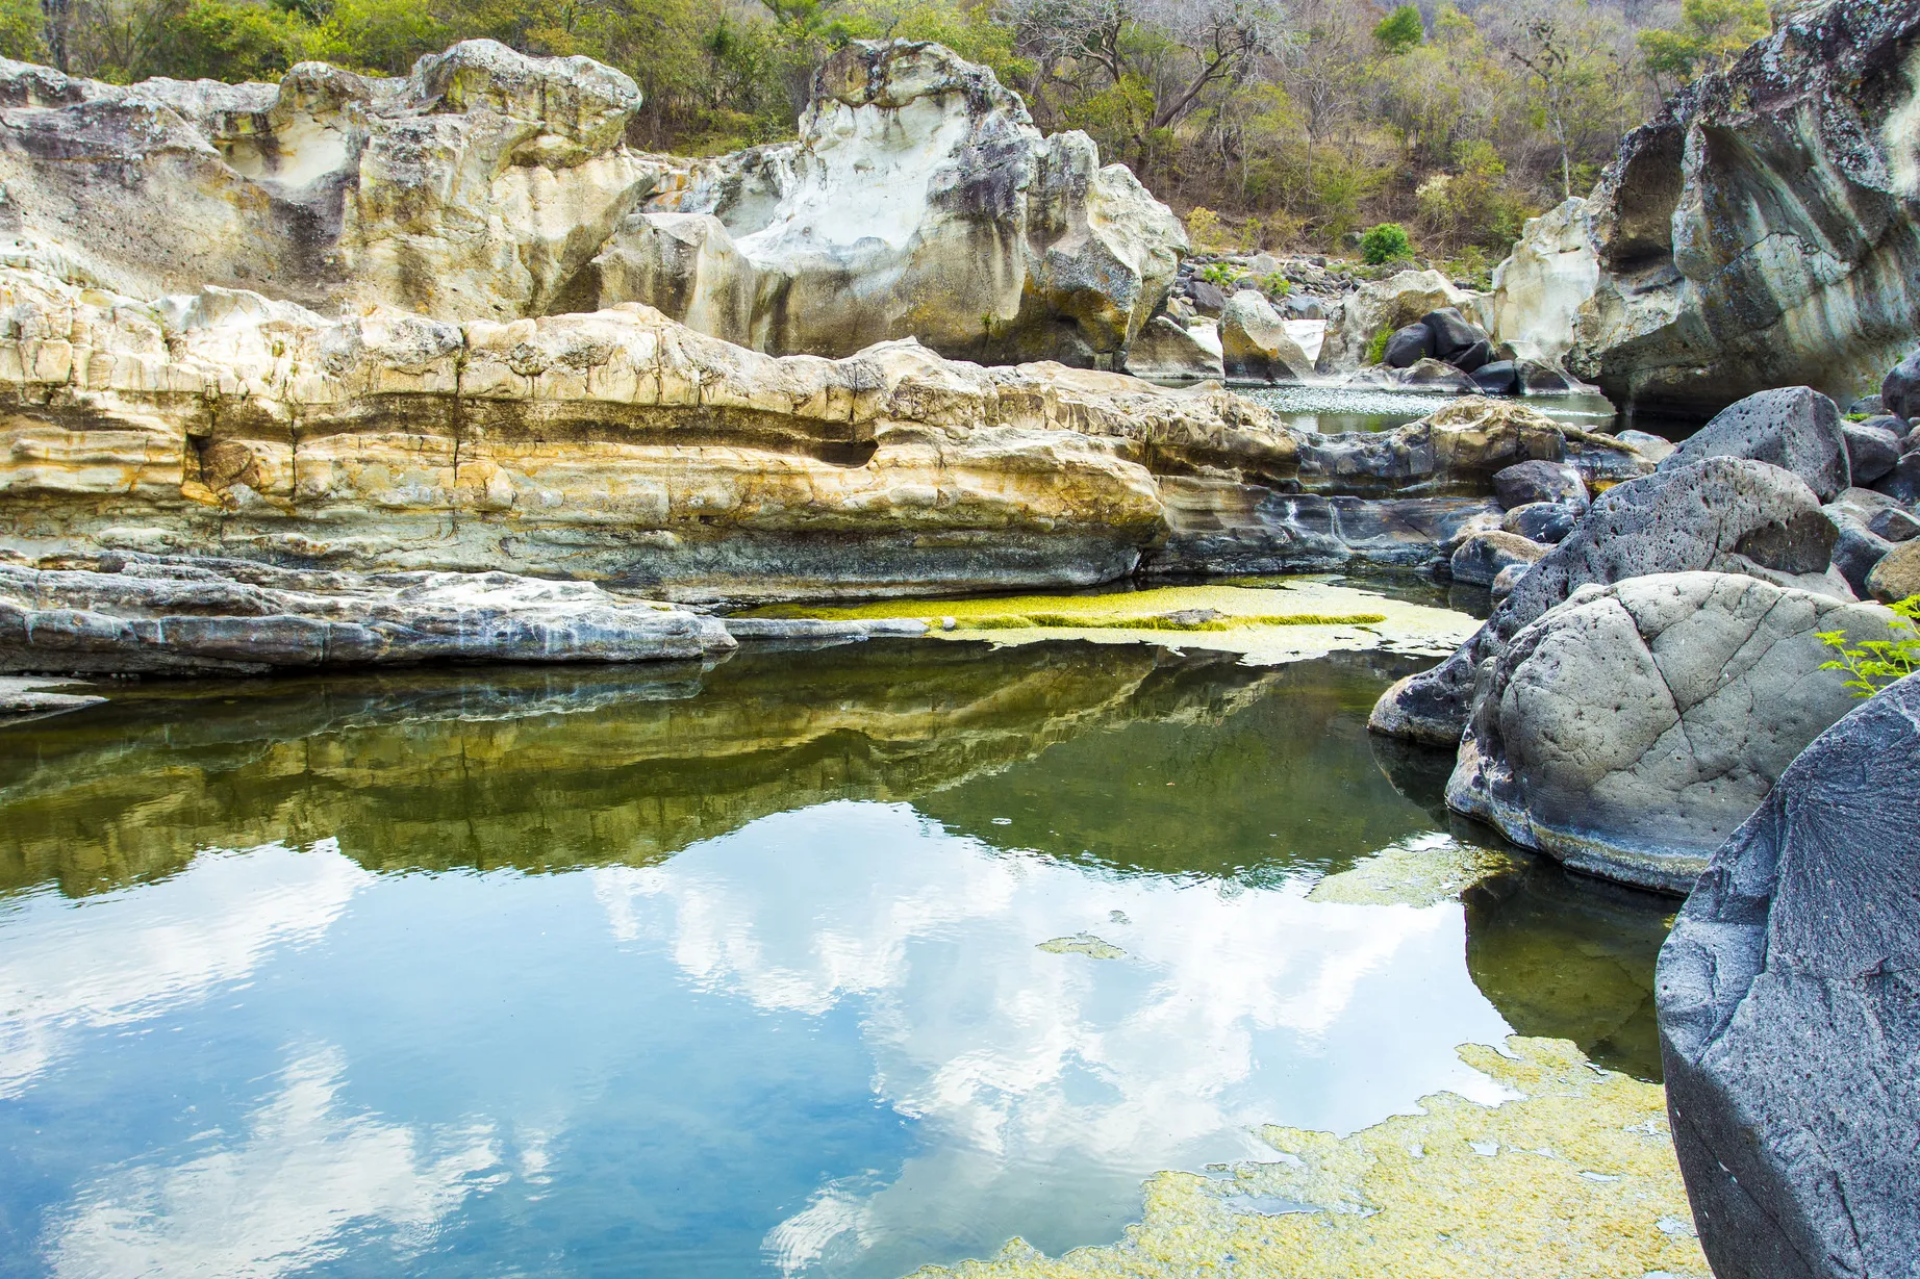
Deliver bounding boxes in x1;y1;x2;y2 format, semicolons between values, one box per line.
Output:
1566;0;1920;417
0;38;1184;371
624;40;1186;366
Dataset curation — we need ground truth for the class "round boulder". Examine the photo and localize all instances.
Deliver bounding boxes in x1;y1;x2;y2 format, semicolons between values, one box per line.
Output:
1419;307;1487;359
1470;359;1519;395
1447;571;1896;893
1450;530;1549;586
1866;538;1920;602
1383;323;1434;369
1879;345;1920;421
1502;501;1579;544
1492;459;1588;510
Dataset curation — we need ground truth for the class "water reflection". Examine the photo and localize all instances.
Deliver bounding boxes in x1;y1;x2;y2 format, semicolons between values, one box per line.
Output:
0;641;1673;1278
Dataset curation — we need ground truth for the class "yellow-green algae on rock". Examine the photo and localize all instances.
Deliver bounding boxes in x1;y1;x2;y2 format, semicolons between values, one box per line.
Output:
744;580;1478;666
1307;832;1530;908
904;1037;1708;1279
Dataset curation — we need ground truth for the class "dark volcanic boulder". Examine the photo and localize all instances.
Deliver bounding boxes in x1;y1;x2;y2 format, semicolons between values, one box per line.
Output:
1470;359;1519;395
1448;571;1891;893
1516;360;1574;395
1827;508;1893;598
1493;459;1588;510
1188;279;1227;315
1842;420;1900;485
1450;339;1493;374
1383;323;1433;369
1502;501;1578;544
1420;307;1485;359
1873;446;1920;503
1658;387;1850;503
1869;506;1920;542
1449;530;1548;586
1369;458;1846;746
1658;673;1920;1277
1882;346;1920;422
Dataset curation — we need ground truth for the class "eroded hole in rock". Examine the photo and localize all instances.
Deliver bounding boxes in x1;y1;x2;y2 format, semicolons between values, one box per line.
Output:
1606;126;1686;276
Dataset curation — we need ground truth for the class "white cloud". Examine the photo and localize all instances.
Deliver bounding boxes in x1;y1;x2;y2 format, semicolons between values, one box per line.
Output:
593;801;1514;1276
0;842;369;1097
46;1045;504;1279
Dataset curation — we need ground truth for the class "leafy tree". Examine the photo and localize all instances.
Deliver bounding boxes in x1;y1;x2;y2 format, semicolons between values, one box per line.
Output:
1638;0;1768;89
1372;4;1420;55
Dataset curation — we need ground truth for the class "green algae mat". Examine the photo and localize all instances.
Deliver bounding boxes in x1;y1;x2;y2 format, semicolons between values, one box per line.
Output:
743;577;1479;665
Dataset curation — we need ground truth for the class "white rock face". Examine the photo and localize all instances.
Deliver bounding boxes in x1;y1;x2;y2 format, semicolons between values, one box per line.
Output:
0;38;1183;372
630;40;1186;367
1489;199;1599;367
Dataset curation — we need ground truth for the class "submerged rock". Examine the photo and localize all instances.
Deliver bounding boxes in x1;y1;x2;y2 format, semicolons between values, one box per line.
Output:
1446;572;1891;894
1370;458;1846;747
0;557;736;674
1658;673;1920;1277
1567;2;1920;417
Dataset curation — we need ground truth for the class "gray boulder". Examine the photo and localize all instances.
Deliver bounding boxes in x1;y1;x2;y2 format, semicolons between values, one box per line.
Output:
1659;387;1850;503
1872;445;1920;504
1842;420;1901;485
1493;459;1588;510
1826;507;1893;598
1866;538;1920;603
1383;324;1433;369
1124;315;1223;382
1188;279;1227;315
1860;413;1911;442
1450;530;1549;586
1616;429;1676;463
1881;346;1920;422
1447;572;1893;893
1221;290;1312;382
1502;501;1578;544
1369;458;1846;746
1516;360;1575;395
1658;673;1920;1278
1451;339;1494;374
1396;358;1478;392
1869;506;1920;542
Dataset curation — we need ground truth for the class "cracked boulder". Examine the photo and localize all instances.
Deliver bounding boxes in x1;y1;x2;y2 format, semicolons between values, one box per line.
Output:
1370;457;1848;747
1658;671;1920;1276
1446;571;1892;893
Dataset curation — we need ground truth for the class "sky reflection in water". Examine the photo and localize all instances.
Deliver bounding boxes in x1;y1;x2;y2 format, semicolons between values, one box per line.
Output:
0;643;1669;1278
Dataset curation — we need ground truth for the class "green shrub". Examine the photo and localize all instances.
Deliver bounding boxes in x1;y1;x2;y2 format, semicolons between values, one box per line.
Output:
1199;262;1245;287
1360;223;1414;265
1365;324;1394;365
1819;595;1920;697
1259;272;1291;298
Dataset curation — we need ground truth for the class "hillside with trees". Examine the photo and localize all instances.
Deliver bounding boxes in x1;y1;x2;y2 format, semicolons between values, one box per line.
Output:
7;0;1772;266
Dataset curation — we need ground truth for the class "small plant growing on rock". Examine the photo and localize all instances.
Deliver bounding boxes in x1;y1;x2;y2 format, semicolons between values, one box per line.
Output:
1199;262;1245;287
1819;595;1920;696
1360;222;1414;265
1260;273;1291;298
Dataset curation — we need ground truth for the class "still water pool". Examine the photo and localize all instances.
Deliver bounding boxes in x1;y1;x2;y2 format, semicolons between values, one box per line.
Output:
0;641;1670;1278
1230;385;1621;435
